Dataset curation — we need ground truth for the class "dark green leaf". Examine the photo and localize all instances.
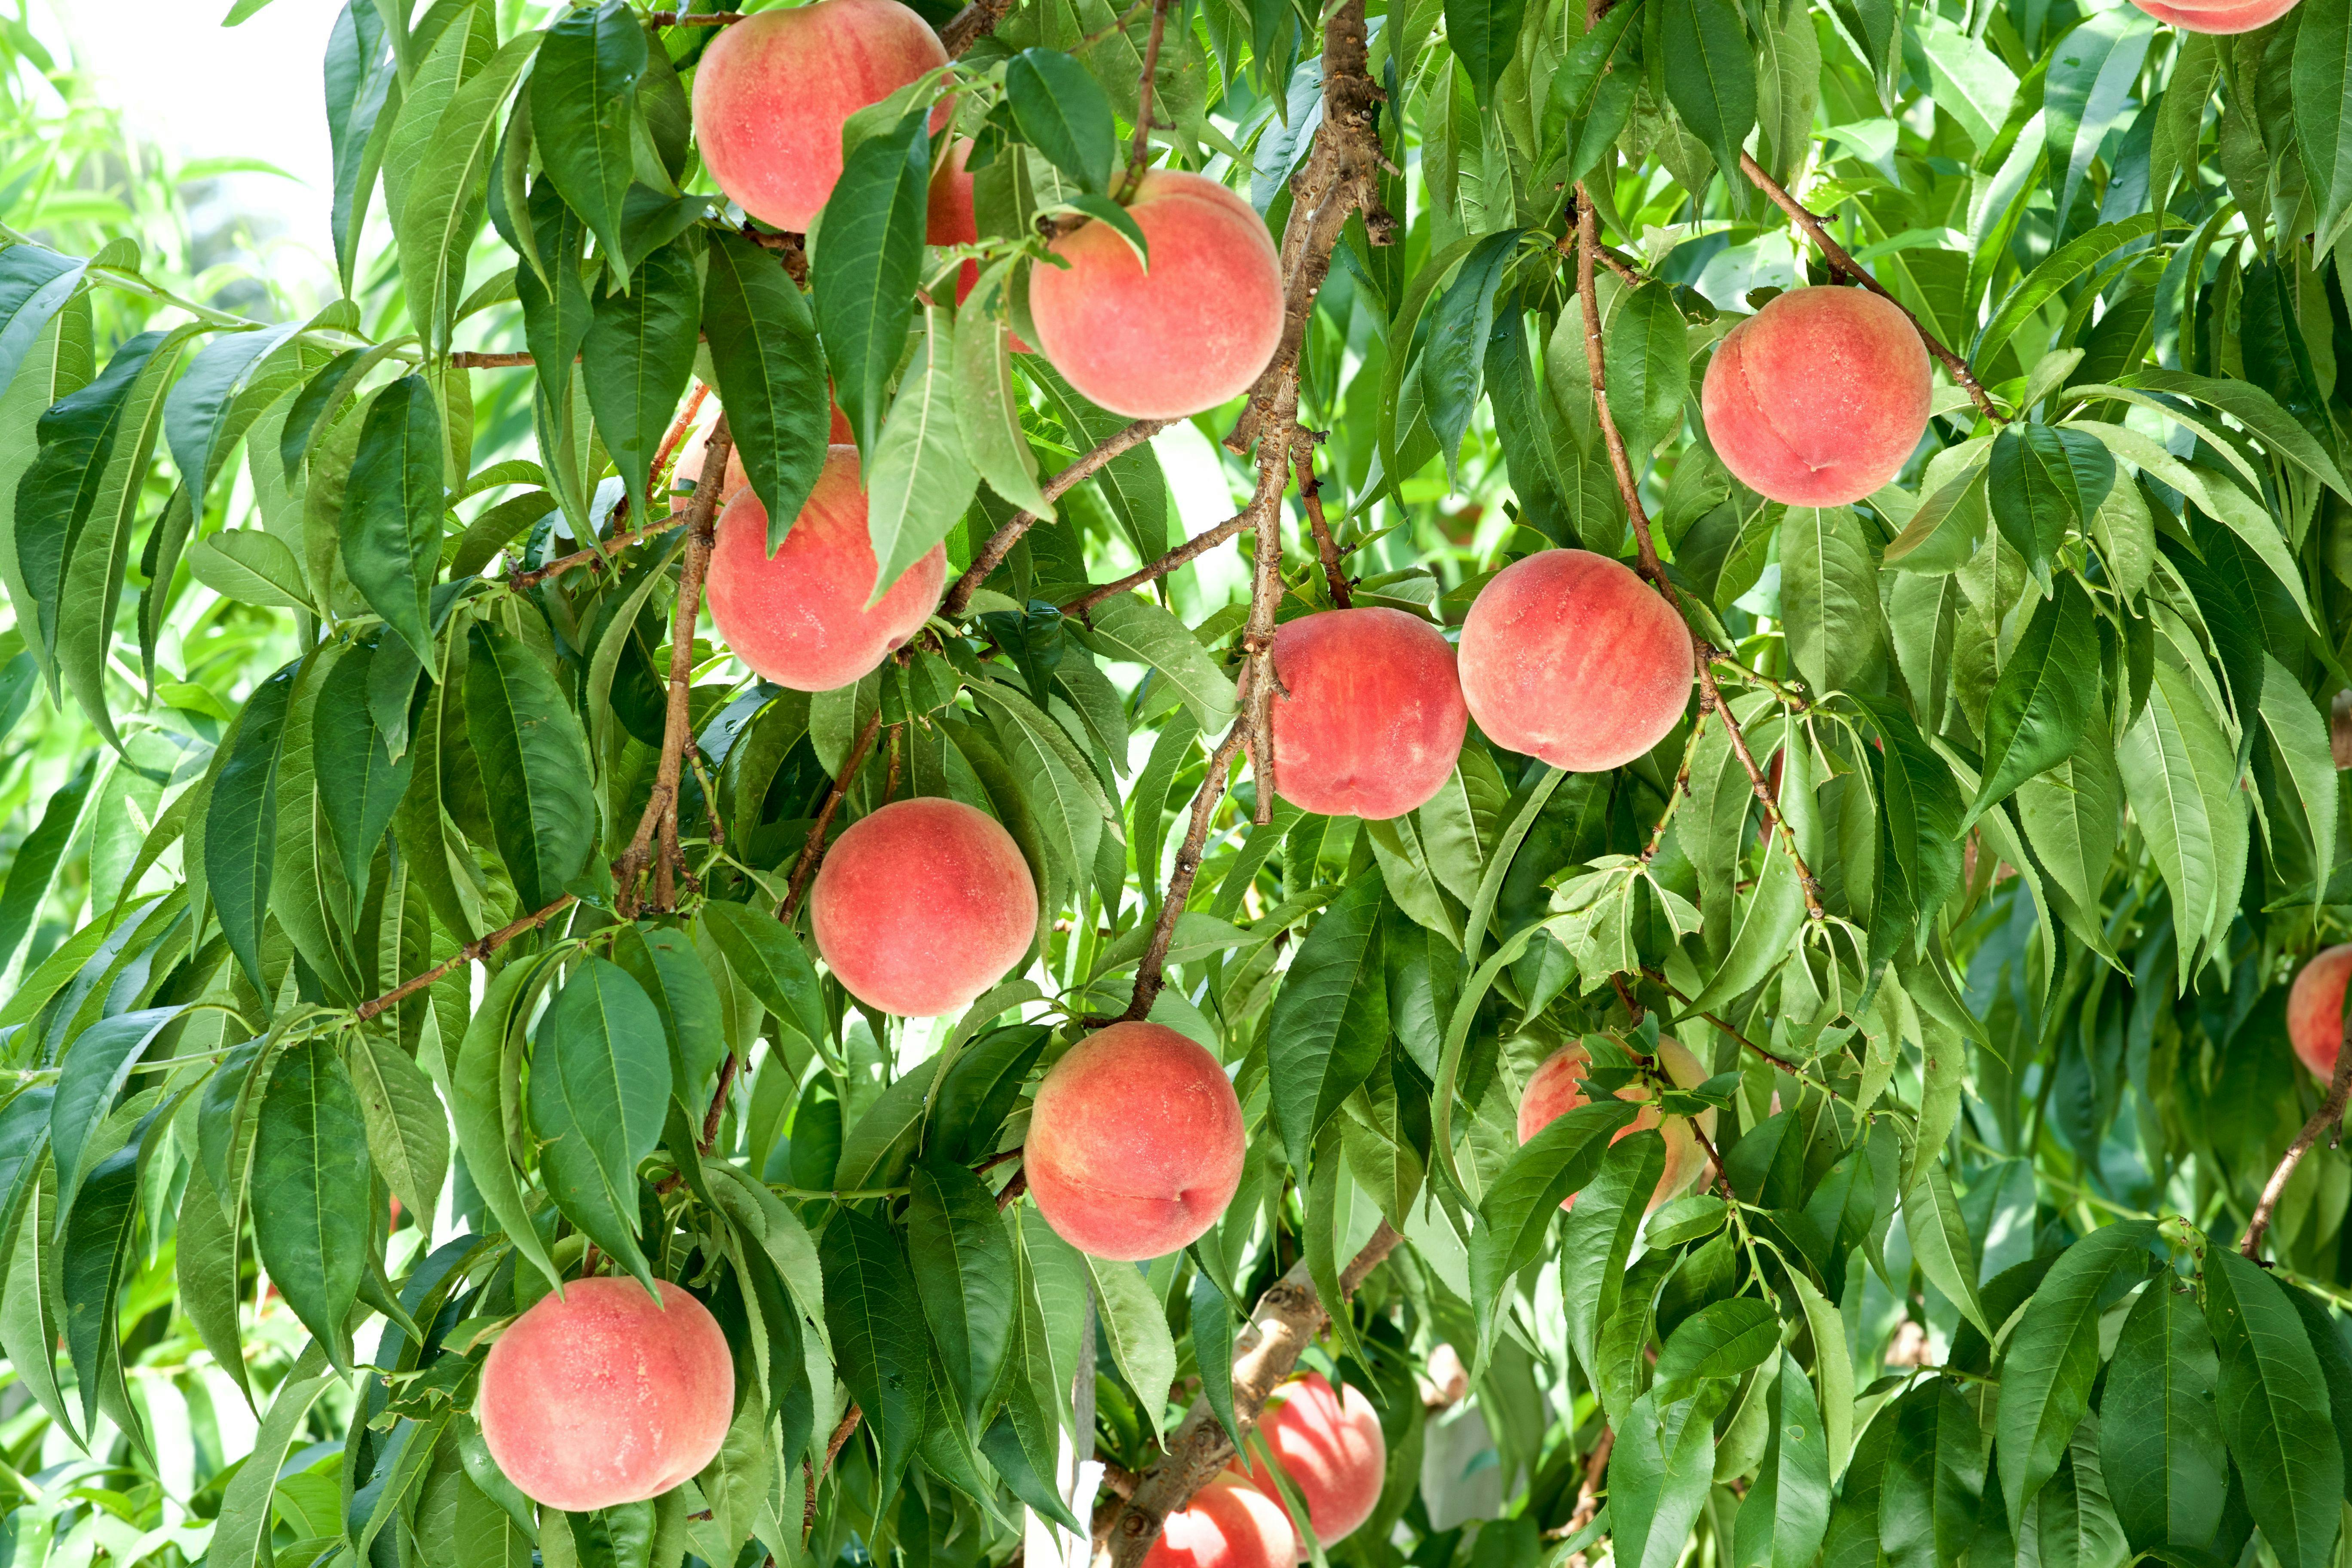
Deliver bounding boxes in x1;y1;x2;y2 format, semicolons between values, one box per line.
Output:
1447;0;1529;107
1661;0;1756;189
609;925;726;1102
343;376;445;667
466;620;596;911
325;0;398;293
529;0;646;269
1267;877;1389;1174
61;1107;157;1433
821;1206;933;1491
2203;1249;2345;1568
1988;425;2113;590
315;642;415;900
205;660;299;995
701;230;829;539
1419;228;1523;486
1468;1100;1640;1357
812;107;929;459
1004;49;1115;195
1654;1297;1778;1387
1737;1349;1831;1568
696;901;830;1059
2102;1272;2228;1553
1559;1130;1666;1384
1604;281;1690;474
582;234;701;506
1995;1219;2157;1530
48;1004;179;1234
1964;575;2099;828
251;1040;373;1367
530;956;670;1290
907;1155;1017;1430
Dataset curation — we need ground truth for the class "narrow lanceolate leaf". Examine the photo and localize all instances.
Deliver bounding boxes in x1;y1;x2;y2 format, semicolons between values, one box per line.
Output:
1085;1249;1178;1441
205;1345;335;1568
344;377;445;666
582;233;700;506
1869;699;1964;966
450;955;565;1295
1078;593;1237;732
1661;0;1757;188
701;229;830;541
1778;505;1883;697
1654;1298;1779;1387
2257;654;2338;905
821;1206;934;1490
2116;658;2242;975
1559;1130;1666;1384
1421;229;1524;487
906;1155;1017;1432
205;660;299;994
2297;0;2352;255
315;641;414;900
2101;1272;2227;1554
1603;280;1690;471
0;754;92;980
1267;877;1389;1174
0;1084;52;1247
1468;1100;1642;1360
251;1039;374;1368
1994;1220;2159;1531
174;1159;251;1406
1190;1268;1243;1450
2202;1249;2346;1568
529;956;671;1292
1964;575;2098;829
865;305;978;603
324;0;398;293
609;924;726;1099
952;260;1050;518
1902;1163;1991;1341
344;1032;449;1228
47;1005;181;1235
696;900;830;1057
61;1111;154;1433
1447;0;1529;106
528;0;646;270
1612;1385;1729;1568
812;106;929;459
1988;424;2113;590
1003;49;1116;195
1736;1349;1831;1568
394;30;539;356
0;243;88;398
465;621;597;911
162;322;305;511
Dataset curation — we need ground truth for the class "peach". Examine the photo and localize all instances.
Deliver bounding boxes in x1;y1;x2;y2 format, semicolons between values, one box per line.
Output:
2126;0;2299;28
1699;285;1932;506
1515;1038;1715;1212
2286;945;2352;1085
809;796;1038;1016
477;1278;733;1512
1143;1476;1298;1568
691;0;948;233
925;139;1032;350
1028;170;1284;420
705;444;945;692
674;406;855;511
1266;609;1468;821
1024;1021;1246;1261
1239;1372;1386;1556
1457;549;1692;772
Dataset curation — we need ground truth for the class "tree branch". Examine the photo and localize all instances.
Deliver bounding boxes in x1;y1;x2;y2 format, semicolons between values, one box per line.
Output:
803;1408;866;1540
352;895;578;1022
1736;153;2003;426
507;516;687;589
779;711;886;924
447;349;534;368
1121;694;1253;1023
1294;429;1350;608
2241;1042;2352;1259
942;419;1169;616
1120;0;1172;196
940;0;1017;54
1093;1222;1404;1566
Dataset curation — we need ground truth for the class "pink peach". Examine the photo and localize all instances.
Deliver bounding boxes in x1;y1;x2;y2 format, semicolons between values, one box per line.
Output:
1515;1038;1715;1212
1266;609;1468;821
705;444;944;692
1024;1022;1246;1261
477;1278;733;1512
1457;549;1693;772
1240;1372;1386;1556
2126;0;2299;29
1028;171;1283;420
809;797;1038;1017
2287;944;2352;1085
1142;1476;1298;1568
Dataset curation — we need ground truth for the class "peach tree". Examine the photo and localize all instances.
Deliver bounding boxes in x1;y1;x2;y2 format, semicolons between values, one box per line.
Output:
1;0;2351;1562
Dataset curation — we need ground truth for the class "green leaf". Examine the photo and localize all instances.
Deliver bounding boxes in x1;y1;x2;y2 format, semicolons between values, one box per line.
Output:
1420;228;1523;486
2205;1250;2345;1568
2119;368;2349;502
1869;700;1963;965
906;1155;1017;1431
1075;593;1237;732
1902;1162;1991;1342
1559;1130;1666;1383
1880;1375;1986;1568
2100;1271;2227;1554
812;107;929;459
1547;2;1643;184
696;900;830;1059
2297;0;2352;255
325;0;399;294
450;956;564;1294
395;31;539;355
531;956;672;1290
343;376;445;667
1993;1219;2157;1530
47;1004;180;1234
1447;0;1529;106
173;1158;252;1409
1604;281;1690;474
204;1344;336;1568
609;925;726;1102
251;1039;374;1367
0;244;88;399
1972;214;2173;369
1004;49;1115;195
1736;1349;1831;1568
2042;9;2155;224
952;261;1051;518
866;303;978;601
1964;576;2098;829
1267;878;1389;1173
701;229;830;538
0;1083;51;1249
2116;658;2243;977
1685;828;1805;1011
466;620;597;911
315;642;416;899
1468;1100;1641;1360
821;1206;933;1490
205;660;299;995
2257;654;2337;906
583;232;700;509
1085;1250;1178;1441
162;322;306;511
345;1032;449;1229
1778;505;1881;696
1988;425;2112;590
187;527;316;610
1611;1384;1729;1568
529;0;646;270
1654;1297;1779;1387
1188;1267;1243;1450
1661;0;1756;190
61;1106;156;1437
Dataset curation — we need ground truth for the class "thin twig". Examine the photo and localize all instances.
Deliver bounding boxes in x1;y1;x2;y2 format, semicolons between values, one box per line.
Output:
1698;658;1826;921
1641;968;1818;1082
1737;153;2003;425
939;0;1017;54
352;896;578;1022
1548;1427;1614;1561
2242;1042;2352;1259
1121;715;1254;1021
1062;506;1250;617
646;9;745;21
779;712;886;923
1120;0;1172;196
942;420;1169;616
802;1408;866;1540
1684;1112;1738;1206
650;382;711;505
447;350;534;368
1295;429;1351;608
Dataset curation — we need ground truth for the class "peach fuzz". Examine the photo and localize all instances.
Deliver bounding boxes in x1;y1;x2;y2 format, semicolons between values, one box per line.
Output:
2286;944;2352;1085
1239;1372;1387;1557
1515;1038;1716;1213
1024;1021;1246;1261
1267;609;1468;821
705;445;944;692
1700;285;1931;506
692;0;947;232
1028;170;1284;420
809;797;1037;1017
2127;0;2299;28
1142;1476;1298;1568
1457;549;1692;773
477;1277;734;1512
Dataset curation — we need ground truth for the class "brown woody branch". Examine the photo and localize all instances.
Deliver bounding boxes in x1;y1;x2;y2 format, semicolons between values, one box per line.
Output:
615;416;732;917
448;349;534;368
1736;153;2003;426
942;419;1170;616
1295;430;1350;608
802;1408;866;1540
1548;1427;1614;1561
1093;1222;1404;1566
1120;0;1172;196
779;711;886;923
352;895;578;1022
1121;710;1253;1022
1062;505;1249;617
2242;1038;2352;1259
508;516;686;589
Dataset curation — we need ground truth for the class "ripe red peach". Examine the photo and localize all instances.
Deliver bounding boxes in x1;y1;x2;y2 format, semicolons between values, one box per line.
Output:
2287;945;2352;1085
1024;1021;1246;1261
1515;1038;1716;1212
1266;609;1468;821
691;0;948;233
809;797;1038;1017
1458;549;1693;772
1700;285;1932;506
1028;171;1284;420
2126;0;2299;28
705;444;944;692
1239;1372;1386;1556
477;1278;733;1512
1142;1476;1299;1568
